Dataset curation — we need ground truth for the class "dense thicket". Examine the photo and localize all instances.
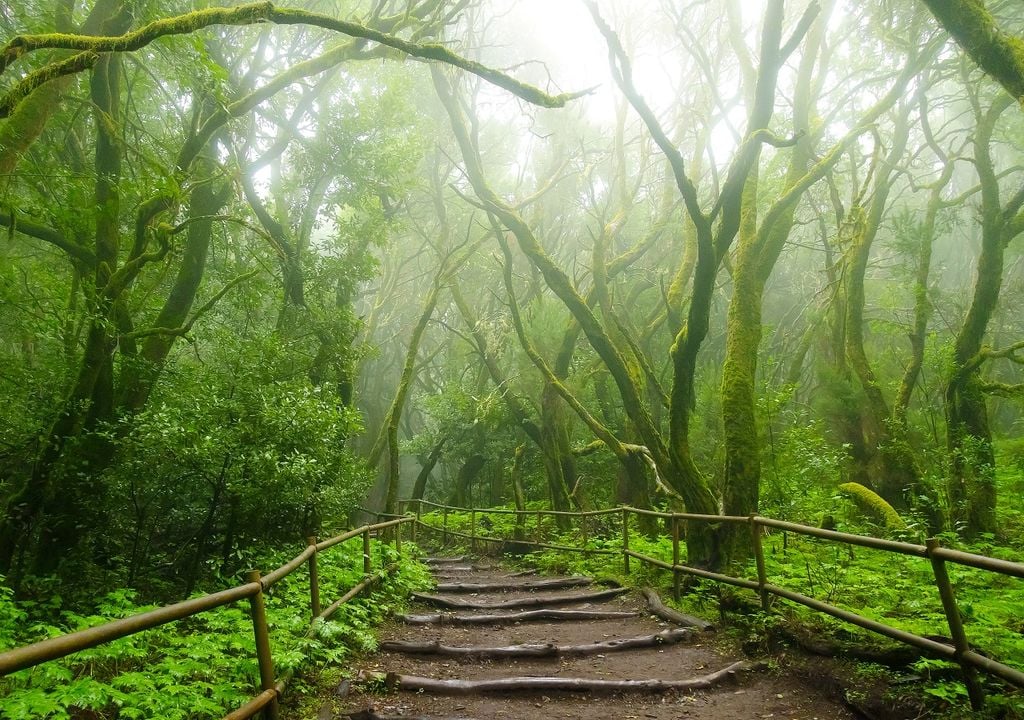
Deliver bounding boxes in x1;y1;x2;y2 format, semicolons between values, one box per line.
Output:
1;0;1023;596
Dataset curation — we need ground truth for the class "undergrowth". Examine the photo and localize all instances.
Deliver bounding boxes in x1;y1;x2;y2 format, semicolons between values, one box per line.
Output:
0;540;432;719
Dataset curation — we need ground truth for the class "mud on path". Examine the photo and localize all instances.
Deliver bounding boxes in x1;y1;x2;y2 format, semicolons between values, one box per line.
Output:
322;558;858;720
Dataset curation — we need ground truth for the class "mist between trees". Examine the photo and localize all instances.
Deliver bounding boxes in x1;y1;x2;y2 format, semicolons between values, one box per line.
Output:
1;0;1023;595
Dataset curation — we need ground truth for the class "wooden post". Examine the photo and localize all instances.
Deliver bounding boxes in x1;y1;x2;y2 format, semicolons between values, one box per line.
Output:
413;501;421;544
245;570;279;720
581;513;589;547
470;509;477;552
671;516;681;602
927;538;985;709
306;536;320;622
394;519;402;556
442;506;449;547
622;508;630;574
363;529;372;576
534;511;542;545
749;515;769;611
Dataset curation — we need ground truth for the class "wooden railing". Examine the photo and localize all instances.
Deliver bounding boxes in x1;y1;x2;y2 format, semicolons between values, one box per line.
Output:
397;499;1024;710
0;516;413;720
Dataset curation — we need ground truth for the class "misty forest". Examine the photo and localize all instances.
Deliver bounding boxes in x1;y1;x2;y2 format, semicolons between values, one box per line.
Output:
2;0;1024;718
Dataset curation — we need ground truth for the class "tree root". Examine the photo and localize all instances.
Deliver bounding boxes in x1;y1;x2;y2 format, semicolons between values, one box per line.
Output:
640;587;715;631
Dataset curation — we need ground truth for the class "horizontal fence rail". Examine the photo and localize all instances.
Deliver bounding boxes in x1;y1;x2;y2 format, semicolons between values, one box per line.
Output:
0;516;412;720
397;499;1024;710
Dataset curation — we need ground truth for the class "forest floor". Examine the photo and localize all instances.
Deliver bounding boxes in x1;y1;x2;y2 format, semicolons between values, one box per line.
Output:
299;558;860;720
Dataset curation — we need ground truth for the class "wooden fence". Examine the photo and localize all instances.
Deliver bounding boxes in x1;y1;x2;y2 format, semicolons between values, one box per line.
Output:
0;516;412;720
397;499;1024;710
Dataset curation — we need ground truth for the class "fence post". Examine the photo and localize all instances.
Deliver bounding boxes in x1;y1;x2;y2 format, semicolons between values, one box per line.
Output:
534;511;542;546
470;508;477;552
395;519;402;556
621;508;630;574
363;529;372;575
671;516;681;602
749;515;769;611
412;500;421;544
306;536;320;622
245;570;279;720
927;537;985;709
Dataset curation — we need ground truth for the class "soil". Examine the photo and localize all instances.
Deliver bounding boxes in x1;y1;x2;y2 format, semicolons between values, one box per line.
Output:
308;561;862;720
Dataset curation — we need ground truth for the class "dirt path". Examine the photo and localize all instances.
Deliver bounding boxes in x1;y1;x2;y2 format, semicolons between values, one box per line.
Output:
327;558;858;719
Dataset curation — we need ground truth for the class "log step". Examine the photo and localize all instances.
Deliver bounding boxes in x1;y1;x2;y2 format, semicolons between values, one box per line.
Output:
400;608;639;625
346;711;479;720
432;577;593;593
380;628;692;659
428;566;474;573
411;587;628;610
357;660;765;695
424;557;469;564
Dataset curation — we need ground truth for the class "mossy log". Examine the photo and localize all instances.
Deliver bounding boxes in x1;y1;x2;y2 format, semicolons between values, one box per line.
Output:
837;482;907;529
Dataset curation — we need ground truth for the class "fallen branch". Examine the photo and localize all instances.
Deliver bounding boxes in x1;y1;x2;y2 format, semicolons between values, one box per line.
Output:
380;628;692;659
640;587;715;632
412;587;628;610
400;609;639;625
433;577;593;593
359;660;764;695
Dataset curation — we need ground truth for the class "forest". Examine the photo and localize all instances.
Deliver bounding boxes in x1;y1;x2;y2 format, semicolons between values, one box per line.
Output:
1;0;1024;717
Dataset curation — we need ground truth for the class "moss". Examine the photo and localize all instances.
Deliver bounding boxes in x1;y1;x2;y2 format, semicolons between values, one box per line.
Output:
923;0;1024;101
1;2;579;117
838;482;907;530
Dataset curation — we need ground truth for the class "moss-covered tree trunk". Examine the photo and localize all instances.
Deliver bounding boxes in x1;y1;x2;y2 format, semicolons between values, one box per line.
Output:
370;276;443;517
8;49;126;574
946;94;1023;537
118;155;229;411
919;0;1024;102
540;382;575;526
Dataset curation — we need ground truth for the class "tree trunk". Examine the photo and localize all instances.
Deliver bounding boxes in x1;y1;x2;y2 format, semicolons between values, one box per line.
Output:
945;94;1020;537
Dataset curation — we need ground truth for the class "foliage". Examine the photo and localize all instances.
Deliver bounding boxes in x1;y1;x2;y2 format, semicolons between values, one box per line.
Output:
0;539;431;719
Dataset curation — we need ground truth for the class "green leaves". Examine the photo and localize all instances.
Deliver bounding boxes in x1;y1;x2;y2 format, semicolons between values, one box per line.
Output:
0;541;431;719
